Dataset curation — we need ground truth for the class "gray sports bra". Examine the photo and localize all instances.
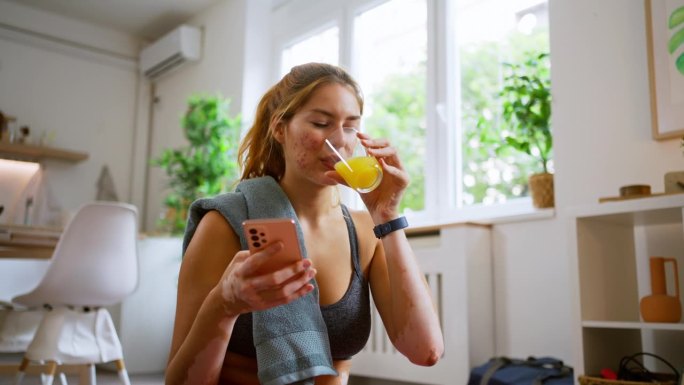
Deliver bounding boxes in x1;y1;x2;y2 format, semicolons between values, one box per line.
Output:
227;205;371;361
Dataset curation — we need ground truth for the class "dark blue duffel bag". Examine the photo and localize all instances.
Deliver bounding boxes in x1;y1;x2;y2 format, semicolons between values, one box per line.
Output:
468;356;574;385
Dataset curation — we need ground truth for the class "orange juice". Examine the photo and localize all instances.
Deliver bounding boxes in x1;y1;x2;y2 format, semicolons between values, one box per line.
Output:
334;155;382;193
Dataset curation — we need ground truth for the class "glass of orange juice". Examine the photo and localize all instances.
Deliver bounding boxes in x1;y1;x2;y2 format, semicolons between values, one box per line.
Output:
325;137;383;193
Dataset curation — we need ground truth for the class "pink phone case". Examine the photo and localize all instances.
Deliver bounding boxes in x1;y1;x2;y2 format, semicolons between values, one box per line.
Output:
242;218;303;274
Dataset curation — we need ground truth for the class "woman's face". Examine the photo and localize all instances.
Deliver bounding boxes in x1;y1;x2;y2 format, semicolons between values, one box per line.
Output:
275;82;361;186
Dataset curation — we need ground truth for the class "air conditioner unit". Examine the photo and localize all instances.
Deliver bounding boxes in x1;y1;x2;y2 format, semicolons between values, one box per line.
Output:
140;25;201;80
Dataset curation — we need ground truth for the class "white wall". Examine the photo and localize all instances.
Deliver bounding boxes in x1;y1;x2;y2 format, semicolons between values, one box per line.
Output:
143;0;251;231
552;0;679;205
491;0;682;366
0;0;141;221
0;0;270;231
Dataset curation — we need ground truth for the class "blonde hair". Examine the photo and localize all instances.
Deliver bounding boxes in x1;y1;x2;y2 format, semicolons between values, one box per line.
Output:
238;63;363;181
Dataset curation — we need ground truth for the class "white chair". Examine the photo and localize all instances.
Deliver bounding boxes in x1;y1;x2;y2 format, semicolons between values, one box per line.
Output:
1;302;67;385
10;201;139;385
0;304;44;353
0;260;49;353
0;248;51;382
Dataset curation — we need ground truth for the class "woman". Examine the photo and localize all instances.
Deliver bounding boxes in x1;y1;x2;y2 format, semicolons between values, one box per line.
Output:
166;63;444;385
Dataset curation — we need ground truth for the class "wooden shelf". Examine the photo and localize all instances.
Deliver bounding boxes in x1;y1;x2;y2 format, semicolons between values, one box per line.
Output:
0;142;88;163
583;320;684;331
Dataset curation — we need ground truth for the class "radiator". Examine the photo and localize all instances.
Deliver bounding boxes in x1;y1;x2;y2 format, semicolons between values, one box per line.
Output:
350;224;494;385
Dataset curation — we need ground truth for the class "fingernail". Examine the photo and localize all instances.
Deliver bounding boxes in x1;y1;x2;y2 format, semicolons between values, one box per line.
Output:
302;259;311;268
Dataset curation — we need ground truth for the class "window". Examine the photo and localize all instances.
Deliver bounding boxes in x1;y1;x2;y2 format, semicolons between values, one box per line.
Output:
270;0;550;225
354;0;427;213
456;0;551;209
280;26;340;74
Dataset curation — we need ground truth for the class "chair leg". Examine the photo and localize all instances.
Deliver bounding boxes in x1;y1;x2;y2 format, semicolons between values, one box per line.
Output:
59;371;69;385
42;361;58;385
78;364;95;385
13;357;30;385
115;359;131;385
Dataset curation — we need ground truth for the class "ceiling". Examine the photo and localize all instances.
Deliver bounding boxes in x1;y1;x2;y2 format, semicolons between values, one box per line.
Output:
4;0;224;40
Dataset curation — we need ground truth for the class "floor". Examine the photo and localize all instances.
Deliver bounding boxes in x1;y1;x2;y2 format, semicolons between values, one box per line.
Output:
0;370;164;385
0;371;411;385
0;355;412;385
0;354;164;385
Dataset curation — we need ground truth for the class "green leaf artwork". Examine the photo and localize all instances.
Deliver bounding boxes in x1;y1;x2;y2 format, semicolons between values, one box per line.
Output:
670;5;684;75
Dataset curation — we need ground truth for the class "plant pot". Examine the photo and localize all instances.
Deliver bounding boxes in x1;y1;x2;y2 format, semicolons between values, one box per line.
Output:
529;172;554;208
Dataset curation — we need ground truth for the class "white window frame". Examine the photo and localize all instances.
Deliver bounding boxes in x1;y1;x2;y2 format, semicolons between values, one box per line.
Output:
269;0;542;227
271;0;347;79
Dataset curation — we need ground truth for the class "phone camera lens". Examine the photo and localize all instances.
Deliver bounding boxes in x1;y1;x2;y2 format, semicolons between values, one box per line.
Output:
251;235;259;241
253;242;261;248
249;228;257;234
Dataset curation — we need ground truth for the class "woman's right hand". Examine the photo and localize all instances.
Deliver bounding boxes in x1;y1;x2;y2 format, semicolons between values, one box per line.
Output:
216;241;316;316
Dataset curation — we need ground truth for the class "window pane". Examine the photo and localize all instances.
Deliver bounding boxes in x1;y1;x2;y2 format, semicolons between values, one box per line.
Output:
457;0;550;206
281;26;339;76
354;0;427;213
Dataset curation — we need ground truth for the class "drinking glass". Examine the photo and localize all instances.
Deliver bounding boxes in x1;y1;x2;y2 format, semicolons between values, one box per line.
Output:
325;135;383;193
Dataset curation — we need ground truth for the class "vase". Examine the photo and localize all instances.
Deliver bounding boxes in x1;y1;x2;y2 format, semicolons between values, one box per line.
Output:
639;257;681;323
528;172;554;208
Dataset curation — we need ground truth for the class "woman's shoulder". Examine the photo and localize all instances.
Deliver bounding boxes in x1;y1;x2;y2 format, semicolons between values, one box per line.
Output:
345;207;374;231
344;207;379;267
187;210;241;261
197;209;237;234
181;210;241;288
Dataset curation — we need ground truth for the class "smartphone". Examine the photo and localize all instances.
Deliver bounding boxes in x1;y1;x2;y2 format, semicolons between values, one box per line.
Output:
242;218;303;274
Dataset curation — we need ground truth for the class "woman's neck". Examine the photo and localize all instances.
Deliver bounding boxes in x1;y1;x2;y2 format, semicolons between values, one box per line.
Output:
278;176;340;224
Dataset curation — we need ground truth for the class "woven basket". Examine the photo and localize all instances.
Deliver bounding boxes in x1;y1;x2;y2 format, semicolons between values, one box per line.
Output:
578;375;677;385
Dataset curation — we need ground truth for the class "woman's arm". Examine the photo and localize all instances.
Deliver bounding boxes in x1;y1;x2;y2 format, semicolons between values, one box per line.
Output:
367;228;444;366
357;132;444;366
165;211;317;385
165;211;239;385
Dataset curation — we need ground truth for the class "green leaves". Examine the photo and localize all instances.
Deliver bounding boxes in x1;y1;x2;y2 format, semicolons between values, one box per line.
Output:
151;94;242;235
365;66;427;213
497;51;552;173
670;6;684;75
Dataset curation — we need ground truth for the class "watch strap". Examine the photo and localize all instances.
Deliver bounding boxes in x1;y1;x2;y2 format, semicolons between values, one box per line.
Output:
373;216;408;239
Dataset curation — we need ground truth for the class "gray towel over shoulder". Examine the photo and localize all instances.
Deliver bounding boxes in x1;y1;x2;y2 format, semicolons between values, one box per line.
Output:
182;176;337;385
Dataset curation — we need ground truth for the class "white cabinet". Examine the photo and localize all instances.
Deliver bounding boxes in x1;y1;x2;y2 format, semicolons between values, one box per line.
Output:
567;194;684;377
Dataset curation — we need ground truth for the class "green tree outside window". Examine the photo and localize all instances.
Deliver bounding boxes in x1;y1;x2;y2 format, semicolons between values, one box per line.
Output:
363;28;549;212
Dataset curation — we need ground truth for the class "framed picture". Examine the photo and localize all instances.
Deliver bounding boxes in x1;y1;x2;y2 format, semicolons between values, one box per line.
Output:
644;0;684;140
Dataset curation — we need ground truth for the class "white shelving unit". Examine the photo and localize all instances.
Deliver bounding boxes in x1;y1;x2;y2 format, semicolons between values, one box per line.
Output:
567;194;684;378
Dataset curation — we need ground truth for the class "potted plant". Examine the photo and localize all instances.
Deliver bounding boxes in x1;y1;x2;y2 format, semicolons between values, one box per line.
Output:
495;51;553;208
152;94;242;235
